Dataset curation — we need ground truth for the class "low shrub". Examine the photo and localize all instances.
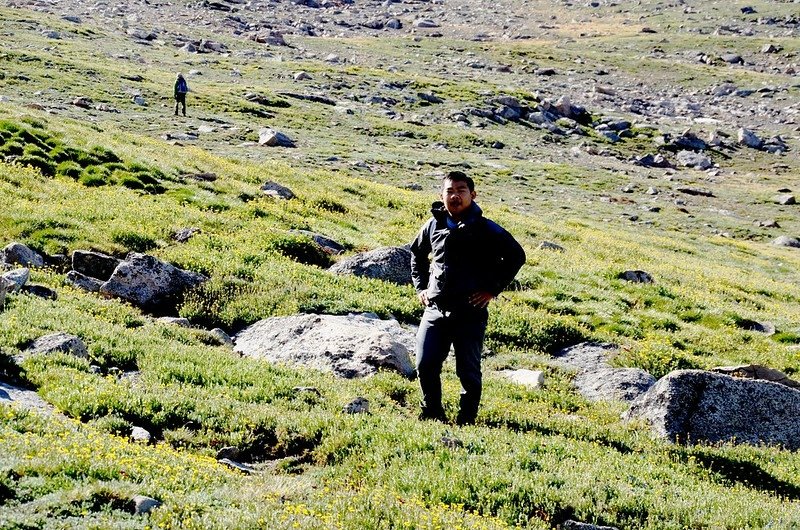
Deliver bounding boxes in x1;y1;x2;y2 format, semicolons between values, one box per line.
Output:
268;234;333;268
56;160;82;179
111;230;159;252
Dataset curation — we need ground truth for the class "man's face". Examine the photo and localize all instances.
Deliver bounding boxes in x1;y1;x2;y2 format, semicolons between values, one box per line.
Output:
441;178;476;219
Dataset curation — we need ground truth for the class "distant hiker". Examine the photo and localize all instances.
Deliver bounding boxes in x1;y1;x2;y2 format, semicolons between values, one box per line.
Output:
410;171;526;425
174;73;188;116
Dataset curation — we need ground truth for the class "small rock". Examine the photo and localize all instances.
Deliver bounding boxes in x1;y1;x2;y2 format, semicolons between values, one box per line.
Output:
218;458;254;474
132;495;161;515
440;435;464;449
26;332;87;358
738;128;763;149
538;241;565;252
258;128;295;147
758;219;779;228
293;71;312;81
343;397;369;414
676;150;712;170
157;317;191;327
293;386;322;397
208;328;234;346
65;271;103;292
216;446;241;460
131;426;152;443
502;369;544;389
413;18;440;28
773;194;796;205
620;270;654;283
761;43;780;54
172;227;201;243
720;53;743;64
773;236;800;248
261;181;295;199
676;186;714;197
23;284;57;300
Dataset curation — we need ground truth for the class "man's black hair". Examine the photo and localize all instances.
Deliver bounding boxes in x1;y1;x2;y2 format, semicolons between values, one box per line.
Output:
443;170;474;192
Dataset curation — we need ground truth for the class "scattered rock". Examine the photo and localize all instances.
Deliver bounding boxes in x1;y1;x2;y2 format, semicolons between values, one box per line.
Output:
72;250;120;281
720;53;744;64
172;227;201;243
131;426;152;444
258;128;295;147
328;246;411;285
711;364;799;389
293;386;321;397
738;128;763;149
413;18;440;28
561;521;620;530
99;253;207;313
676;186;714;197
772;236;800;248
65;271;103;292
181;172;217;182
218;458;254;474
734;319;775;334
216;446;241;460
291;230;345;254
619;270;654;283
773;194;796;205
634;153;671;168
676;150;712;170
157;316;191;327
293;71;312;81
343;396;370;414
501;369;544;389
208;328;234;346
2;268;29;292
538;241;565;252
761;43;781;54
26;332;88;358
23;284;57;300
624;370;800;449
1;242;44;267
440;435;464;448
132;495;161;515
260;181;295;200
574;367;656;402
234;313;416;379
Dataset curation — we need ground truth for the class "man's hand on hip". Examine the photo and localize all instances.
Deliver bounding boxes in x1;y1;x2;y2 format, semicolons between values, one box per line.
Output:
418;291;430;307
468;291;494;308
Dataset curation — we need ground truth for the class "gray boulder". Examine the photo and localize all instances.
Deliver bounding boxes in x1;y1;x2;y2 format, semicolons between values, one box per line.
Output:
343;396;370;414
99;253;207;312
773;194;796;206
329;246;411;285
2;268;29;292
208;328;234;347
501;369;544;389
234;313;416;379
624;370;800;449
258;128;295;147
261;181;295;200
620;270;654;283
65;271;103;292
676;150;712;170
26;332;88;358
738;128;763;149
132;495;161;515
72;250;120;281
131;426;152;443
552;342;655;402
574;367;656;402
1;242;44;267
773;236;800;248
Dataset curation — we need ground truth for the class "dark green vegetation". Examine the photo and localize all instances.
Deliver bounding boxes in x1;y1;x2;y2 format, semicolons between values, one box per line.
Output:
1;2;800;528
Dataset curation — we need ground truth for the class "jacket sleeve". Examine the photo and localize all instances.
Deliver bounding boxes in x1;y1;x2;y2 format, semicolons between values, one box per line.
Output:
410;220;433;294
487;223;526;296
173;80;179;97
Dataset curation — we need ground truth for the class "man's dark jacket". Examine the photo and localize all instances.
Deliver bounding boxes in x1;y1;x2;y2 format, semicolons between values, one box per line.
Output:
410;201;526;310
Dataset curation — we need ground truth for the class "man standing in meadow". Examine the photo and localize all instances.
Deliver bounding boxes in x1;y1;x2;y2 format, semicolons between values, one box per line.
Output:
174;73;189;117
410;171;526;425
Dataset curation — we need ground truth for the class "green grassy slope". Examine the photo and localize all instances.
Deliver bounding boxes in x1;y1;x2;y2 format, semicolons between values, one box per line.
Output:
1;4;800;529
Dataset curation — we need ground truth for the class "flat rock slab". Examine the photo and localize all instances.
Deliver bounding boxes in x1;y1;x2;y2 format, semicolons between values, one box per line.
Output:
234;313;416;379
624;369;800;449
0;381;56;414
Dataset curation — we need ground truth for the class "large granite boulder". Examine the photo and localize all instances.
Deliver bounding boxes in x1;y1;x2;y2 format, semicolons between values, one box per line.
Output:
99;253;207;312
624;369;800;449
328;246;412;285
234;313;416;379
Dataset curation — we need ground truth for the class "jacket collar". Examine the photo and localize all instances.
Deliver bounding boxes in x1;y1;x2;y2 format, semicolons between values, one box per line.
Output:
431;201;483;227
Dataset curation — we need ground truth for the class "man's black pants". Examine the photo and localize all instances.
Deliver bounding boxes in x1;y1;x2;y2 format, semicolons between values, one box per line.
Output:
416;304;488;424
175;93;186;116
